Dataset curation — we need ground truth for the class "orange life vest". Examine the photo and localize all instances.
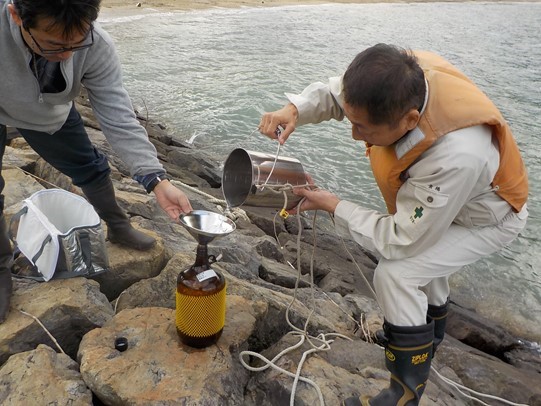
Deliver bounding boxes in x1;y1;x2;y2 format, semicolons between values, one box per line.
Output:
367;51;528;214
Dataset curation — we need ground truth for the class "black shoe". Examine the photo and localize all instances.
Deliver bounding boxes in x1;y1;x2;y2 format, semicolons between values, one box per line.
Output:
82;177;156;251
107;223;156;251
342;396;364;406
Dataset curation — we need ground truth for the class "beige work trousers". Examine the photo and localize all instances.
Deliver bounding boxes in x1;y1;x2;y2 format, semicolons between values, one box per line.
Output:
373;206;528;326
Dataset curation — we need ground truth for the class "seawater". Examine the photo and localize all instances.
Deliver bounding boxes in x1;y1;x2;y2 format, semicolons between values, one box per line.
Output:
99;2;541;341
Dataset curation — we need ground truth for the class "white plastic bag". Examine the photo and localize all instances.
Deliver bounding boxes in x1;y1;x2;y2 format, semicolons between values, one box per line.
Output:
10;189;109;281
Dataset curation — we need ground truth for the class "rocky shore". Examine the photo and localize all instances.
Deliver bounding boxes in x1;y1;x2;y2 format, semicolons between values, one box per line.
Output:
0;91;540;405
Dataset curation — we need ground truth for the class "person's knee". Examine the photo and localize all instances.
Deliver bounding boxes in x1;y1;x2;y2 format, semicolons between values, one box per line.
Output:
72;152;111;187
373;259;404;294
76;169;111;188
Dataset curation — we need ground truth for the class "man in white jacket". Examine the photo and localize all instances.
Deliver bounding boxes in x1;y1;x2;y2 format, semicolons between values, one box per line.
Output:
259;43;528;405
0;0;193;324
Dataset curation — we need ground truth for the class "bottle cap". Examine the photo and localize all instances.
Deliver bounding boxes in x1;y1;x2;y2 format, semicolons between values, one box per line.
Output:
115;337;128;352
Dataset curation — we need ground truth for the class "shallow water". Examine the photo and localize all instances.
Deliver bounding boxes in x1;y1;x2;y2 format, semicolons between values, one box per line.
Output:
99;2;541;341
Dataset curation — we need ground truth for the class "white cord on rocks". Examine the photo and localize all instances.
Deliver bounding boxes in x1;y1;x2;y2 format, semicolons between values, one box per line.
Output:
239;207;352;406
169;179;250;222
431;367;528;406
18;309;66;354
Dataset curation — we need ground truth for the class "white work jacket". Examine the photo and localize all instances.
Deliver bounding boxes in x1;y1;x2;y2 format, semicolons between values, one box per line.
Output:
286;77;522;260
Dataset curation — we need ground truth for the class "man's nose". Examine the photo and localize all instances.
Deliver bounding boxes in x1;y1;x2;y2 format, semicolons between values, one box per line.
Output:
56;50;73;60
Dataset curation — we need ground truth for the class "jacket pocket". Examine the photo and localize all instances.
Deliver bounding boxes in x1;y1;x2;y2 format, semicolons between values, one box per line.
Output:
394;182;449;242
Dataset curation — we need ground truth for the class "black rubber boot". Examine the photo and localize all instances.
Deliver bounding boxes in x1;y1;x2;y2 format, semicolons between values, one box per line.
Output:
81;177;156;251
0;216;14;324
342;320;434;406
428;298;449;356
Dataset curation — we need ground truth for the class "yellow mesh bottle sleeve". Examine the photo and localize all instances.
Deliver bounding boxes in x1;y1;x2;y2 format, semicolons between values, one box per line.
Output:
176;286;226;337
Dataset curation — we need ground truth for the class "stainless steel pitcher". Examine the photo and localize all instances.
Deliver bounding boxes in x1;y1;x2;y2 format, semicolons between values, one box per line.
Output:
222;148;307;210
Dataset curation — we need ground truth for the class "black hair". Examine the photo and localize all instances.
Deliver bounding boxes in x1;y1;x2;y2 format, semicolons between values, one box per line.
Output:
13;0;100;37
342;43;426;127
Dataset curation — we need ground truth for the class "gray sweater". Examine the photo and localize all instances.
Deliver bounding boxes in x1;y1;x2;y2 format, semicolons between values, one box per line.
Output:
0;0;164;177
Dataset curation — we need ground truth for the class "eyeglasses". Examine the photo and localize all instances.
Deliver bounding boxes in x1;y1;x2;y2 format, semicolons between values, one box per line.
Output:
24;25;94;55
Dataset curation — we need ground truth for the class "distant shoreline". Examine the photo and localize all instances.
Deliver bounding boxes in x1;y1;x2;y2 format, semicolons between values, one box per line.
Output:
99;0;541;17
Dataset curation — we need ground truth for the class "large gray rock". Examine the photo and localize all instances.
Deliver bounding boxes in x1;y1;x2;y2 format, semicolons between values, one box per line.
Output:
275;229;378;299
450;269;541;343
113;252;195;312
0;344;93;405
435;335;541;405
0;278;113;364
89;226;167;300
447;303;519;354
78;300;260;405
258;256;312;289
33;156;81;193
1;167;44;220
167;149;222;188
2;143;39;174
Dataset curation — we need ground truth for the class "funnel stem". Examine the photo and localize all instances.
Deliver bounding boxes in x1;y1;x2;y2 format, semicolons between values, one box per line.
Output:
194;243;210;267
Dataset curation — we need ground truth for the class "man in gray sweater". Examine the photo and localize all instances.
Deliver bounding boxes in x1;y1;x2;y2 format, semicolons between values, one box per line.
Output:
0;0;193;323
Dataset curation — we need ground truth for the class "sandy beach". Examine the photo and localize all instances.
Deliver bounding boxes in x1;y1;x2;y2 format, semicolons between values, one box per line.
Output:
99;0;539;19
100;0;385;14
98;0;381;21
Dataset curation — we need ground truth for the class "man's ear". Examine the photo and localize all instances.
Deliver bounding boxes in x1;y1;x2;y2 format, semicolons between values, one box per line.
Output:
403;108;420;132
7;3;23;27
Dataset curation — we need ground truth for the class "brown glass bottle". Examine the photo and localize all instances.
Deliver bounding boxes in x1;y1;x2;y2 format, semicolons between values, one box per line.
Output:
176;243;226;348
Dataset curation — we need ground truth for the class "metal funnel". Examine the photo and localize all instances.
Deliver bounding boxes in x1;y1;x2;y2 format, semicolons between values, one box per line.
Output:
179;210;236;245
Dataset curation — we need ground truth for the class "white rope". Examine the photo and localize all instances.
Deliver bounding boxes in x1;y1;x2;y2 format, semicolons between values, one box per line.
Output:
332;217;378;300
239;201;352;406
19;309;65;354
431;366;529;406
239;333;325;405
287;253;372;339
238;142;353;405
169;179;225;205
259;142;282;191
169;179;250;222
315;288;373;343
9;165;62;189
113;290;127;314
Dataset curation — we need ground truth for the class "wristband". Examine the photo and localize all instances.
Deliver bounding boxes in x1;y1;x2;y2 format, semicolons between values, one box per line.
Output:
145;174;169;194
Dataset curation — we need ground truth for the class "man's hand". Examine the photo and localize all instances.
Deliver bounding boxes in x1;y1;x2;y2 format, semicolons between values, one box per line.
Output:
292;187;340;214
153;180;193;220
259;103;299;144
